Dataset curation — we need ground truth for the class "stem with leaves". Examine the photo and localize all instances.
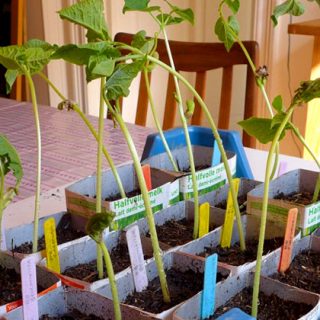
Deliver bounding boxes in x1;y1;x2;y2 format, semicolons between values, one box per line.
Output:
38;72;126;199
105;98;171;303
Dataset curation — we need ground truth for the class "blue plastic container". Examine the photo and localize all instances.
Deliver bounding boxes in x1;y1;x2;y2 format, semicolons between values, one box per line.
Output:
141;126;253;179
216;308;255;320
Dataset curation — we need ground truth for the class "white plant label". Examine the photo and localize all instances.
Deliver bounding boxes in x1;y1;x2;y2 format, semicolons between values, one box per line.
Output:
1;222;6;251
126;225;148;292
277;161;288;177
21;256;39;320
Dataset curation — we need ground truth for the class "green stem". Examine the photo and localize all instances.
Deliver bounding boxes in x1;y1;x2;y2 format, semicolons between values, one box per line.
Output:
107;102;170;303
25;70;41;253
96;78;105;279
161;27;200;239
145;54;246;250
38;72;126;198
143;68;179;172
99;241;122;320
290;124;320;202
251;106;295;318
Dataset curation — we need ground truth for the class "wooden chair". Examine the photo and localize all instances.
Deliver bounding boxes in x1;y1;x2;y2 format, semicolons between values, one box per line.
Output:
114;32;259;147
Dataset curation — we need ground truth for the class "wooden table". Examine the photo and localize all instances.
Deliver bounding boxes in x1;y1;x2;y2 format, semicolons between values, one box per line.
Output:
288;19;320;159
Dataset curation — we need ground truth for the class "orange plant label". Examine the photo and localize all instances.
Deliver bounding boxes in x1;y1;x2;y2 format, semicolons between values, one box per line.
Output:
142;164;152;191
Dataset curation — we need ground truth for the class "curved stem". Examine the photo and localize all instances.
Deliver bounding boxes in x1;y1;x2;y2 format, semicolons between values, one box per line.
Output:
107;102;170;303
99;241;122;320
143;68;178;172
251;106;295;317
96;78;105;279
25;70;41;253
161;27;200;239
146;54;246;250
38;72;126;198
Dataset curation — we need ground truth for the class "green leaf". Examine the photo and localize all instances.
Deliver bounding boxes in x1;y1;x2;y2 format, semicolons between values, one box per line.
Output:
86;211;115;242
123;0;150;12
156;13;183;26
131;31;155;54
0;134;23;188
5;70;19;94
214;16;239;51
292;78;320;106
105;58;146;100
272;95;284;113
58;0;109;41
271;0;304;26
166;3;194;25
86;54;115;81
238;117;288;144
225;0;240;14
0;46;24;70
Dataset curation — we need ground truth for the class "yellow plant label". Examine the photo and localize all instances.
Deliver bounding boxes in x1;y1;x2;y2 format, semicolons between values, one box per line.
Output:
44;217;60;273
199;202;210;238
220;178;240;248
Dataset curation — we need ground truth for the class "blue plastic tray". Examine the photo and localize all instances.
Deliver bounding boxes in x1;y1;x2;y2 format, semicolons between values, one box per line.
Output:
216;308;255;320
141;126;253;179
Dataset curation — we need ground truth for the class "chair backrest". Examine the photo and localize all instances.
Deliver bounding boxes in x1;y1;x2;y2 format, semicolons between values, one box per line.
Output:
114;32;259;147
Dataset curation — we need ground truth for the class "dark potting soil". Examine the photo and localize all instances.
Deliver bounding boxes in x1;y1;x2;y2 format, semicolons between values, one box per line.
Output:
105;188;141;202
215;194;248;213
272;249;320;293
199;237;284;266
274;191;320;205
124;268;227;314
63;243;152;282
209;287;313;320
151;218;218;247
0;266;44;305
178;163;211;173
40;309;103;320
13;214;86;254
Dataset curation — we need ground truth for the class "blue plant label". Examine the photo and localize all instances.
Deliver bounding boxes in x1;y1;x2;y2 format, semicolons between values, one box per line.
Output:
216;308;255;320
211;140;221;167
201;253;218;319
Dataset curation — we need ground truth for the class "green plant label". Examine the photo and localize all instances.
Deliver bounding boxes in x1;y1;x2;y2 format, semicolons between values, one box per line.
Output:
305;202;320;228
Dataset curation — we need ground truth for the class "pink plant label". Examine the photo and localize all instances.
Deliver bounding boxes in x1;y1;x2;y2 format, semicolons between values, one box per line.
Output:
278;208;298;273
126;224;148;292
1;222;6;251
277;161;288;177
21;256;39;320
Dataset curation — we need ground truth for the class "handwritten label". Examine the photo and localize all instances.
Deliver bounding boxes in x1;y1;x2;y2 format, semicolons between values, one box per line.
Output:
1;222;6;251
201;254;218;319
44;218;60;273
277;161;288;177
21;256;39;320
126;225;148;292
199;202;210;237
278;208;298;273
142;164;152;191
220;178;240;248
211;140;221;167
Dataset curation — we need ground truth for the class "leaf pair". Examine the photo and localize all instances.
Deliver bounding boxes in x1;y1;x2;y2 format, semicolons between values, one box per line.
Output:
86;211;115;242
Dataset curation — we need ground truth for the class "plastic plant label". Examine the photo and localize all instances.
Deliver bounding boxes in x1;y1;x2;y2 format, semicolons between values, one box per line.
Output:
277;161;288;177
1;222;6;251
216;308;255;319
220;178;240;248
201;253;218;319
199;202;210;237
126;224;148;292
142;164;152;191
278;208;298;273
21;256;39;320
44;217;60;273
211;140;221;167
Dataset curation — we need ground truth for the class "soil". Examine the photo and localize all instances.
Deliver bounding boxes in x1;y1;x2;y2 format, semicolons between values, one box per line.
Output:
178;163;211;173
40;310;103;320
63;243;152;282
272;249;320;293
13;214;86;254
274;191;320;205
210;287;313;320
215;194;248;213
0;266;44;305
105;188;141;202
199;237;283;266
124;268;227;314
